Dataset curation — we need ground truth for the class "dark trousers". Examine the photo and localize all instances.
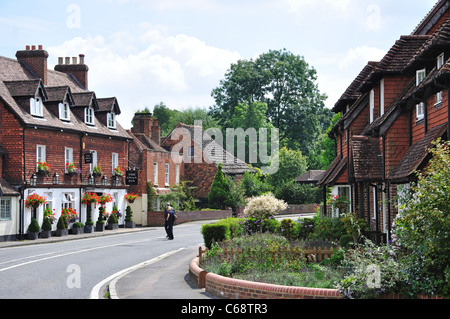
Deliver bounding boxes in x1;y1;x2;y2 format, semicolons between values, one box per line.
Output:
167;219;174;239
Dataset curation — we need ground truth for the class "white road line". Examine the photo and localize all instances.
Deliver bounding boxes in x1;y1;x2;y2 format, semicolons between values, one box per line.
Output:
92;248;186;299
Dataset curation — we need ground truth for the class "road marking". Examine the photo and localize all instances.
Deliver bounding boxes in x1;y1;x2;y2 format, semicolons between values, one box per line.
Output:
91;248;186;299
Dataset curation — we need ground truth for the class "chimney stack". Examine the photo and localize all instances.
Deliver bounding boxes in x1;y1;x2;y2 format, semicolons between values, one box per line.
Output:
151;118;161;145
131;112;154;140
16;45;49;85
55;53;89;90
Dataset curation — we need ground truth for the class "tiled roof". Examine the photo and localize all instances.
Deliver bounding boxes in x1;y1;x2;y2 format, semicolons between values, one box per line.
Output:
97;97;121;115
0;178;19;197
359;35;430;92
128;130;168;153
351;136;383;182
389;123;448;182
317;156;347;187
0;55;131;140
332;62;377;113
165;123;256;175
294;170;326;185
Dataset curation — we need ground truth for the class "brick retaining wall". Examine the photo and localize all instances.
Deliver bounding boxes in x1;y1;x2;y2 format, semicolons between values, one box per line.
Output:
189;257;342;300
147;209;233;226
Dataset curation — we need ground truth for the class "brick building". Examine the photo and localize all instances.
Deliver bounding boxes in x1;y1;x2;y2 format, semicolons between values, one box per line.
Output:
161;122;255;203
126;112;184;225
0;46;132;241
319;0;450;241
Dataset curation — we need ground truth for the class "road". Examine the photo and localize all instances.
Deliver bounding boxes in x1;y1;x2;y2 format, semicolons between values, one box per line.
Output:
0;221;206;299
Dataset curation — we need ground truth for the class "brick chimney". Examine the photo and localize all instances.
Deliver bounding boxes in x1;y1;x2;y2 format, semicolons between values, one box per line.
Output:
16;45;49;85
151;118;161;146
131;112;154;139
54;54;89;90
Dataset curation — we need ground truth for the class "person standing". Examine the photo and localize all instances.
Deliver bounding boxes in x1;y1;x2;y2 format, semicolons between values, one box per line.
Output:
164;203;170;239
166;205;175;240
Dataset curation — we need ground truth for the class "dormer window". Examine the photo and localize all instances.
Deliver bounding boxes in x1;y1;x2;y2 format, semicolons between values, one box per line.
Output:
107;112;116;129
416;68;426;86
30;96;43;117
59;102;70;121
85;107;95;125
437;53;445;69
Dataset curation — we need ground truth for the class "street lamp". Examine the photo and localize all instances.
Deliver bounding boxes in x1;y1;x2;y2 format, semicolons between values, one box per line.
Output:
101;175;108;186
112;176;119;187
88;174;94;186
53;172;59;185
30;174;37;187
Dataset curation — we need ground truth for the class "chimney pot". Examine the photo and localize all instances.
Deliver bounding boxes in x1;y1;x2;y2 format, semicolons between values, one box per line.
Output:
38;45;43;50
79;54;85;64
65;57;70;65
72;57;77;64
26;45;30;51
58;57;63;65
31;45;36;50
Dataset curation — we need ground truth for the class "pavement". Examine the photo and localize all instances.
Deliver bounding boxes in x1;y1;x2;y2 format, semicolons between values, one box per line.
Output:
0;226;215;300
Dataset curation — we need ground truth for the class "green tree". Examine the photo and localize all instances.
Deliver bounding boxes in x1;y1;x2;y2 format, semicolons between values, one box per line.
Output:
265;147;308;189
211;49;327;157
310;112;341;169
208;163;231;209
393;139;450;296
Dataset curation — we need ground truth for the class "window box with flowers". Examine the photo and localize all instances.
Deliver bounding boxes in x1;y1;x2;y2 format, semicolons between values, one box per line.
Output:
25;194;46;209
114;165;125;177
37;161;50;175
66;163;80;176
92;165;103;177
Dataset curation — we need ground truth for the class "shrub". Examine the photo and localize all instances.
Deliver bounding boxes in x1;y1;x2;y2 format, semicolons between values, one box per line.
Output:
57;215;68;230
296;218;315;240
125;206;134;223
243;193;288;220
201;224;227;249
41;217;52;232
208;163;231;209
280;219;296;241
392;140;450;297
27;218;40;233
72;222;84;228
310;216;346;242
339;234;354;248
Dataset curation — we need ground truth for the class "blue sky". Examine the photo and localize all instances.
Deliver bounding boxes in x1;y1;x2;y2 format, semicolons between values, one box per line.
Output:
0;0;438;129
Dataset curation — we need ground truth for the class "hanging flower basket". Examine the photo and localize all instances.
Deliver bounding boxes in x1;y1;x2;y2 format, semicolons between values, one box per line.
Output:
124;193;139;204
93;165;103;177
81;192;100;205
99;193;113;205
25;194;46;209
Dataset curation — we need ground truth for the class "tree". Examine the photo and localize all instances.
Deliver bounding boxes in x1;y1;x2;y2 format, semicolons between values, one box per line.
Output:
393;139;450;296
211;49;327;157
265;147;308;189
208;163;231;209
309;112;341;170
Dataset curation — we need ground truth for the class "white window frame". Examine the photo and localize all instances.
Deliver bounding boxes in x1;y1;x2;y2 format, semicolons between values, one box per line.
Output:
154;162;158;186
36;145;46;169
107;113;116;129
379;79;385;116
437;53;445;69
59;102;70;121
416;68;426;86
30;96;43;117
65;148;74;173
112;153;119;175
61;193;75;210
436;91;443;106
85;107;95;125
90;150;98;173
43;192;53;212
416;102;425;121
188;146;195;158
165;163;170;186
0;198;12;221
369;89;375;124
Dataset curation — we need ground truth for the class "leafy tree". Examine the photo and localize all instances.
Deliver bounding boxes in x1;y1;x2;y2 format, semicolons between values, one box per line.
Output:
265;147;308;189
208;163;231;209
393;139;450;296
310;112;341;169
159;180;197;211
211;49;327;157
240;170;272;198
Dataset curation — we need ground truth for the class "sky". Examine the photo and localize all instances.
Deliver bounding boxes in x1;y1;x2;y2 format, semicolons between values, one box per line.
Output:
0;0;439;129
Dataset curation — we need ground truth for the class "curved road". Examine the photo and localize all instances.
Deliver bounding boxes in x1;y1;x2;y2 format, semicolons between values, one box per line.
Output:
0;221;206;299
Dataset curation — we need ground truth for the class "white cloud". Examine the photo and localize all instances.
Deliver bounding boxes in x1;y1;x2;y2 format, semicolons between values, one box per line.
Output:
47;25;242;129
338;45;386;70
